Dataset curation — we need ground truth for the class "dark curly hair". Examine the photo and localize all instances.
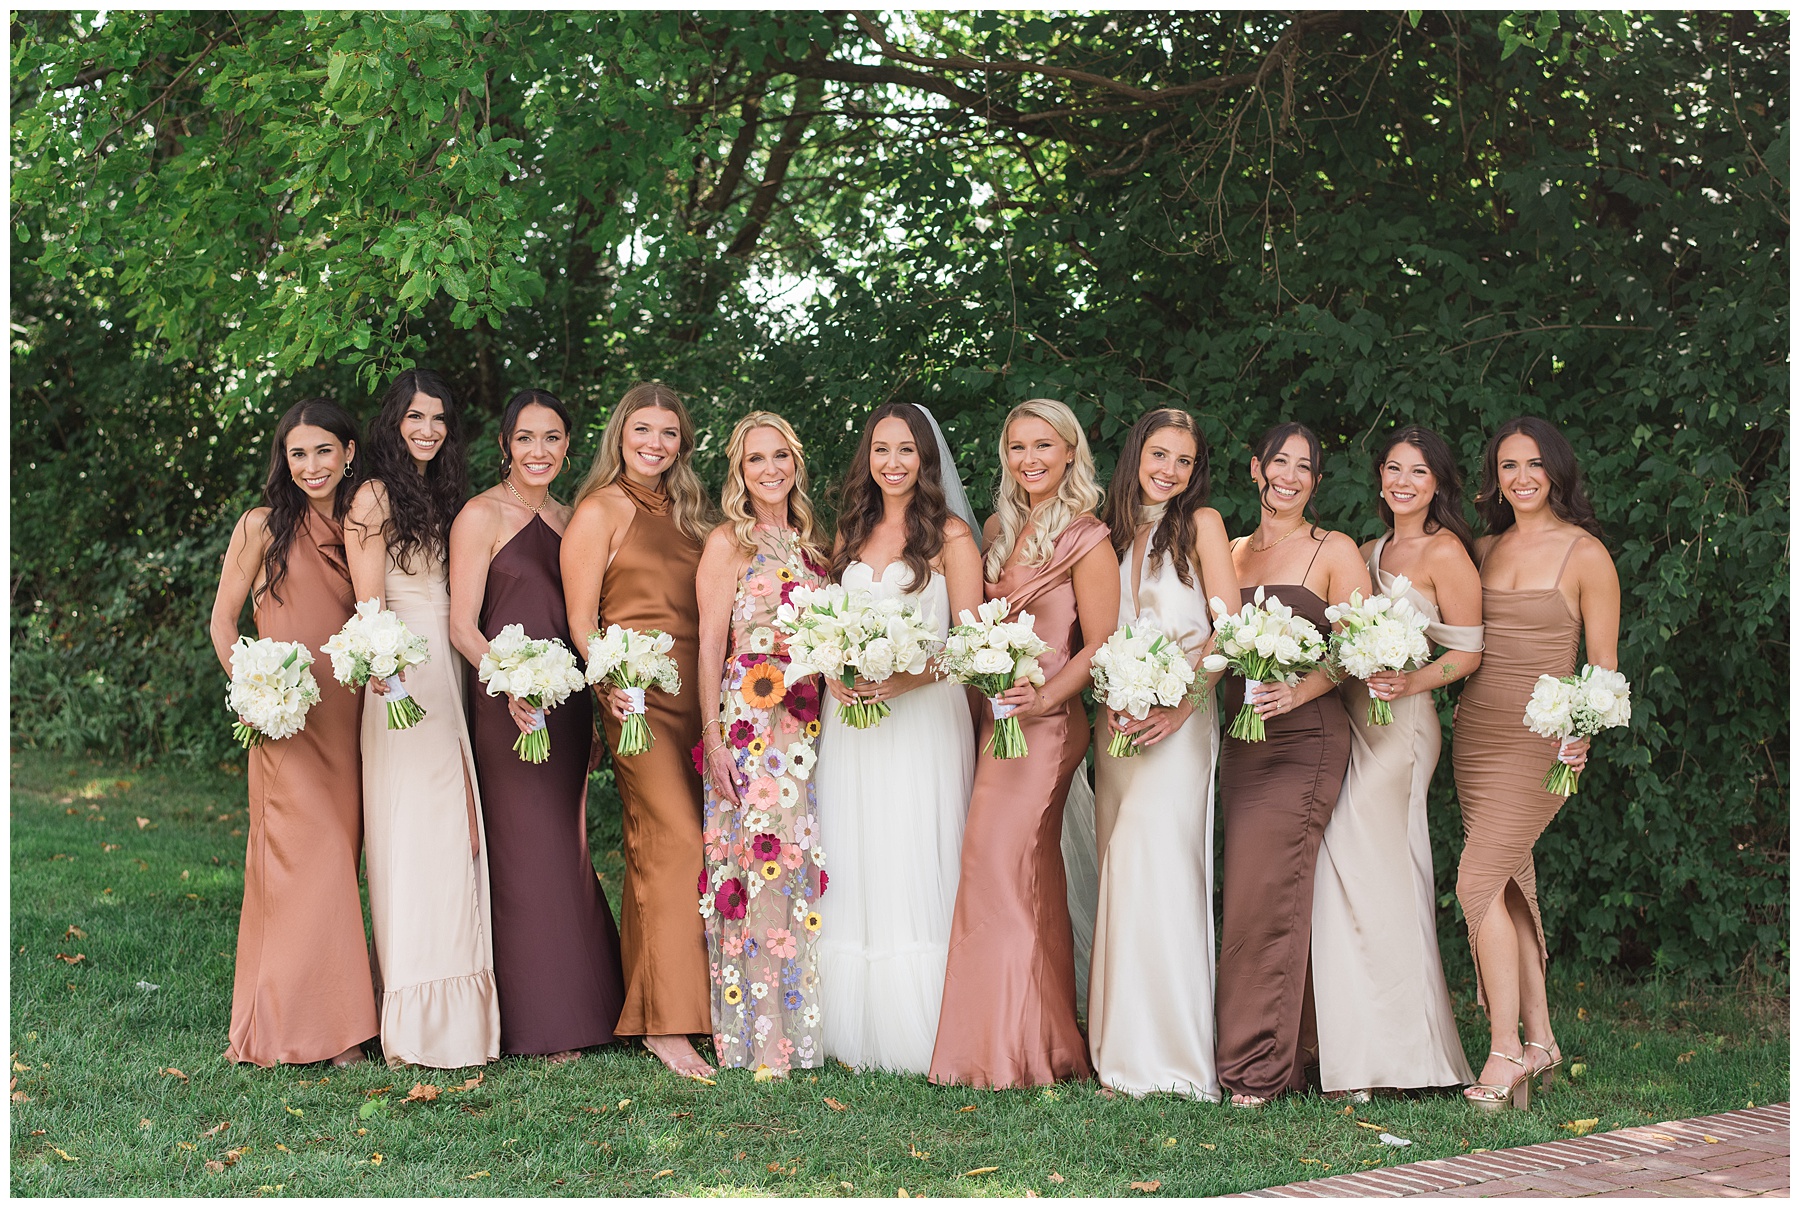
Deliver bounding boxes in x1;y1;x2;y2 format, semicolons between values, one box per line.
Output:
259;398;359;607
362;369;468;573
828;402;950;592
1475;416;1604;541
1372;424;1476;556
1103;408;1211;588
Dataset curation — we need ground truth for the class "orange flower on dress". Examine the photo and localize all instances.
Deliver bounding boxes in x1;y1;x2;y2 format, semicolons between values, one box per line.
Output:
739;660;786;710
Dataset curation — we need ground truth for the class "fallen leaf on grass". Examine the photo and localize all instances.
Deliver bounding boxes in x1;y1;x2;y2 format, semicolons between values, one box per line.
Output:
823;1097;849;1111
447;1073;483;1092
1130;1180;1162;1193
202;1121;230;1139
1676;1051;1696;1064
12;1092;29;1103
369;1153;383;1166
404;1083;440;1103
1197;1142;1215;1150
205;1160;225;1173
670;1111;691;1120
363;1085;392;1097
1562;1119;1599;1136
909;1144;930;1159
962;1167;999;1177
161;1068;189;1082
1576;1007;1589;1021
1354;1121;1384;1131
958;1105;978;1113
140;1119;152;1129
136;981;160;991
1378;1133;1413;1148
136;817;151;829
1569;1062;1587;1079
616;1098;632;1109
63;926;86;940
465;1171;489;1180
653;1169;674;1179
1163;1137;1177;1147
275;1144;289;1152
53;953;85;965
219;1147;248;1167
178;1142;196;1151
51;1148;78;1162
12;1060;28;1072
1048;1172;1065;1184
101;843;119;853
753;1065;778;1082
1025;1191;1040;1199
896;1189;909;1198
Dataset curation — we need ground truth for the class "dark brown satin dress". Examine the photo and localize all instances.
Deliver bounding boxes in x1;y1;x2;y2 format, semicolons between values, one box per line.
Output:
472;514;625;1055
1451;535;1587;1006
596;478;710;1037
228;508;378;1066
929;515;1111;1089
1215;581;1352;1101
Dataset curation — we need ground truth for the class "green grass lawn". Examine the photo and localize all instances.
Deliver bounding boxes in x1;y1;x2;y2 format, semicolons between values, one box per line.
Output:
10;747;1786;1197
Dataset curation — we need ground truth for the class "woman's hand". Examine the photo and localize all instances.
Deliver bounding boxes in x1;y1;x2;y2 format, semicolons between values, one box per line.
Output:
600;685;638;723
1364;669;1411;703
1250;679;1303;721
506;695;542;736
1112;699;1194;747
368;667;407;698
1558;735;1591;772
994;676;1046;720
846;671;924;706
824;676;859;707
705;740;745;807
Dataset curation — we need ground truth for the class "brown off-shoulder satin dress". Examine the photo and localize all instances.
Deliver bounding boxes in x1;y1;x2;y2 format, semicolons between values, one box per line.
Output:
595;478;711;1038
1451;535;1587;1006
1215;571;1352;1101
471;514;625;1055
928;515;1111;1089
228;508;378;1066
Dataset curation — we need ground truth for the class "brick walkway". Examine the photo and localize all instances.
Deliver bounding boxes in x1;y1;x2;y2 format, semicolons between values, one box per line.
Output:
1235;1103;1788;1198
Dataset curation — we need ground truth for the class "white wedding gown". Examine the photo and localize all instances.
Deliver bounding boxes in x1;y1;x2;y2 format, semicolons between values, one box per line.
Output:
815;561;976;1074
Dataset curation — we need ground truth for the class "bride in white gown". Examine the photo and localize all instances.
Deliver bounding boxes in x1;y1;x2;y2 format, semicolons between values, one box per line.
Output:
814;403;983;1074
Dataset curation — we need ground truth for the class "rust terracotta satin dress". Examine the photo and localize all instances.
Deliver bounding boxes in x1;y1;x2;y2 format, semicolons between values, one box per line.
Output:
1451;535;1587;1006
595;478;711;1038
471;514;625;1055
228;508;378;1066
1215;571;1351;1101
929;515;1110;1089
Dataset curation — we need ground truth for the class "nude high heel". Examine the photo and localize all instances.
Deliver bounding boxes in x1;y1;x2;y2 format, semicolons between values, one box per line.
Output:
1462;1049;1531;1112
1525;1039;1563;1090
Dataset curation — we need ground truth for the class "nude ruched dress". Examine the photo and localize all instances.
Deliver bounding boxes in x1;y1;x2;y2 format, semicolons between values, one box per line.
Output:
228;508;378;1066
1311;535;1476;1091
597;477;712;1039
1451;535;1587;1006
929;515;1110;1089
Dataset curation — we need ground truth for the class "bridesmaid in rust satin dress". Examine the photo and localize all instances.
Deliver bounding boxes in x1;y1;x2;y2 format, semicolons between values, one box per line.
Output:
208;398;376;1067
563;383;715;1078
929;398;1119;1089
1213;423;1369;1107
450;390;624;1060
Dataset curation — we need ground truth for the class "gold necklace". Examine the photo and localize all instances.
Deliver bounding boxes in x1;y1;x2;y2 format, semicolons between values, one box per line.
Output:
504;476;548;514
1248;521;1306;553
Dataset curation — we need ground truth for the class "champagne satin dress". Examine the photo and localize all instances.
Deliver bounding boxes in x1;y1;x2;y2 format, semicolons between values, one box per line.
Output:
362;545;500;1069
1311;535;1476;1091
1215;543;1352;1100
597;478;711;1039
1088;517;1222;1099
228;508;378;1066
1451;534;1588;1006
471;514;625;1055
929;515;1110;1089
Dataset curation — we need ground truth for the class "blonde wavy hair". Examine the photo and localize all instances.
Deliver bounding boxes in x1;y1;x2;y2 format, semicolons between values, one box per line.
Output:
574;381;714;545
720;411;826;563
984;398;1104;579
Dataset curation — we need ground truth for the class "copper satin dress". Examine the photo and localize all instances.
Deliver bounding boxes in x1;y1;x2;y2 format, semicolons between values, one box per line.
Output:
595;478;711;1038
929;515;1110;1089
1451;534;1588;1006
362;546;500;1069
1215;563;1352;1100
1311;535;1476;1091
228;508;378;1066
471;514;624;1055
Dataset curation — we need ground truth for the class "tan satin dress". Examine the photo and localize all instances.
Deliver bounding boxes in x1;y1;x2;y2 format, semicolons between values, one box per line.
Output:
1311;535;1477;1091
929;515;1110;1089
228;508;378;1066
362;547;500;1069
596;477;711;1038
1088;519;1221;1099
1451;535;1588;1006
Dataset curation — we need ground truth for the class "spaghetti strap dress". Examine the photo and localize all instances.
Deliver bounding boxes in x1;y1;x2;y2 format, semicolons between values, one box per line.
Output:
1214;538;1352;1101
228;508;378;1066
929;515;1110;1089
471;514;624;1055
1451;534;1587;1006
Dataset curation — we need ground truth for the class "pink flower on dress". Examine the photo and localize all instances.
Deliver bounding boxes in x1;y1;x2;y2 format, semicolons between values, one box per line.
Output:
778;713;801;736
748;576;774;597
793;814;819;850
690;740;705;775
744;777;780;810
714;878;748;920
723;934;744;957
777;1036;795;1059
750;833;782;862
781;845;804;871
765;928;798;960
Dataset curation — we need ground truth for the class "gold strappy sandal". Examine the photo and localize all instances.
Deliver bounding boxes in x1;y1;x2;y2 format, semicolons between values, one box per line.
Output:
1525;1039;1564;1090
1462;1049;1531;1112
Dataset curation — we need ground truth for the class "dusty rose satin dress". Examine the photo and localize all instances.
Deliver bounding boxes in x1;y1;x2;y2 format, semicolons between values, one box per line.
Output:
929;515;1111;1089
228;508;378;1066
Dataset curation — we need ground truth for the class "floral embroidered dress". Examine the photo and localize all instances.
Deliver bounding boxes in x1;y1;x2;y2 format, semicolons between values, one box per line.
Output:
698;524;828;1073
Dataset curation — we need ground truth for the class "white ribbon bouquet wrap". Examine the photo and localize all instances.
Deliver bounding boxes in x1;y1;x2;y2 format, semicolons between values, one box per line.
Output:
1200;587;1327;743
1089;617;1199;758
776;583;939;729
320;598;433;729
227;636;322;748
935;597;1051;759
1323;577;1434;726
477;624;587;764
1523;663;1632;797
583;624;682;757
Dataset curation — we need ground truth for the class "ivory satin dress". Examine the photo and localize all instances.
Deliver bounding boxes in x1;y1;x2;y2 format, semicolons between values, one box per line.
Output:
1451;534;1589;1006
929;515;1110;1089
362;546;500;1068
596;478;711;1039
1088;518;1222;1100
227;509;378;1066
1311;535;1476;1092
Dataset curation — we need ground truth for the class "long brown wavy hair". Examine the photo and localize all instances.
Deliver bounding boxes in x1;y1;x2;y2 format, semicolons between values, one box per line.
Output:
1103;407;1210;588
720;411;826;563
1475;416;1605;541
573;381;713;545
1372;424;1476;556
258;398;360;607
829;403;951;592
1251;421;1325;536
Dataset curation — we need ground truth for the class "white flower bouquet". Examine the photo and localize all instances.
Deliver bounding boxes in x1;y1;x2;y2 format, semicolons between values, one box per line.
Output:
776;583;938;728
320;598;432;729
584;624;681;757
1324;578;1434;726
1090;619;1199;758
227;636;321;748
1201;587;1328;743
936;597;1051;759
1522;664;1632;796
477;624;587;764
